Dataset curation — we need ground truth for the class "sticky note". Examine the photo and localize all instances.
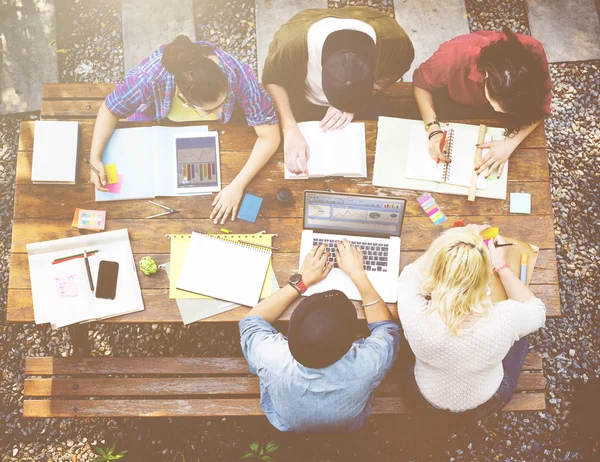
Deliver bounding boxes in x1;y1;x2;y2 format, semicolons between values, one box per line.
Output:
481;227;499;240
238;193;263;223
510;193;531;214
417;193;447;226
107;174;124;194
104;164;118;185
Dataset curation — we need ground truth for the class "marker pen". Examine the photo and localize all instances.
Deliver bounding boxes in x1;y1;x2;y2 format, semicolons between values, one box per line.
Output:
520;253;528;284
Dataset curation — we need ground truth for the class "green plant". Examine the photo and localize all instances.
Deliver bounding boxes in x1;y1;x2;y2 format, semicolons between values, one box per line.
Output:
241;441;278;461
92;443;128;461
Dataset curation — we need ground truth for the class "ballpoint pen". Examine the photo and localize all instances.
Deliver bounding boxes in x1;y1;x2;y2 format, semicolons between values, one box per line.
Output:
83;250;94;291
83;158;101;179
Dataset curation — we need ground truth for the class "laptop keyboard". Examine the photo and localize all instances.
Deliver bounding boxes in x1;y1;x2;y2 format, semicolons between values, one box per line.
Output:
312;238;389;272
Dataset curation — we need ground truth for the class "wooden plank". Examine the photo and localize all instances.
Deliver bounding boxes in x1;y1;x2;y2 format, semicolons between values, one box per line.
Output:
15;146;550;186
43;83;116;99
9;216;557;255
11;181;554;219
7;249;559;290
7;281;561;323
24;352;542;376
22;392;545;417
24;371;544;398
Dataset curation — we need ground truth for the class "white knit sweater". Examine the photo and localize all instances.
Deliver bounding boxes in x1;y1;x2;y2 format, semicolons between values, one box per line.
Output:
397;263;546;412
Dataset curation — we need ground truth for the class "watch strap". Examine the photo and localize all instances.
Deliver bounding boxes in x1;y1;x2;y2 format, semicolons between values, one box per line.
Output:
288;281;302;295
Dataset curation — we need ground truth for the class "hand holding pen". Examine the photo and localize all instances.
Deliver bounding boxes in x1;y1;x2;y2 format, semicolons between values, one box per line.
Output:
85;158;109;192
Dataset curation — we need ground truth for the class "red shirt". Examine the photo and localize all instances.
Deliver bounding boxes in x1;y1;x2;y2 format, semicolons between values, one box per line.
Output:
413;31;552;116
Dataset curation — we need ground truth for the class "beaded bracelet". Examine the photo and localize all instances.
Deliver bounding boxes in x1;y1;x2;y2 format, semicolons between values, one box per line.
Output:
493;263;510;274
428;130;443;140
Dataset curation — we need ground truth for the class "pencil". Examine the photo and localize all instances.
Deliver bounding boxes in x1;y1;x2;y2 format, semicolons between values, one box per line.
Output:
53;250;99;264
83;250;94;291
495;243;515;248
84;158;102;179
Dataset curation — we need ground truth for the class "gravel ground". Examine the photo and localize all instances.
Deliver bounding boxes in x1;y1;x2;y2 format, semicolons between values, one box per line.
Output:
328;0;395;17
2;0;600;460
55;0;124;83
465;0;531;35
194;0;258;74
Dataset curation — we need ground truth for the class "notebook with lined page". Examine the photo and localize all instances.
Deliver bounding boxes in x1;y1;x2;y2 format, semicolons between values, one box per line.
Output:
176;232;272;306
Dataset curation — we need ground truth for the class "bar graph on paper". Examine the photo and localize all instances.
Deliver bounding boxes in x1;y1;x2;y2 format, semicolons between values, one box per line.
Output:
175;136;219;188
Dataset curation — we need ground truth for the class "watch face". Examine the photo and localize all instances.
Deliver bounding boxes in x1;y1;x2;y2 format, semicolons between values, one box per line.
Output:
289;273;302;284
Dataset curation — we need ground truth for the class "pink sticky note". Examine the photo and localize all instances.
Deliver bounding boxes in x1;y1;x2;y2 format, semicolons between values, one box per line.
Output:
107;174;124;194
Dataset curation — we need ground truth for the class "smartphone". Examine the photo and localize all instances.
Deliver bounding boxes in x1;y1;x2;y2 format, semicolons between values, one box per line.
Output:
95;260;119;300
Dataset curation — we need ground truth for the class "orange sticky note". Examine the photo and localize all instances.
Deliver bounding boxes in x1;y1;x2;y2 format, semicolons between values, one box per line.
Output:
105;164;118;185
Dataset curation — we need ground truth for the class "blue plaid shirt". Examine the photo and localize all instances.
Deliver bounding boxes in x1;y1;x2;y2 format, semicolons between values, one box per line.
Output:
105;41;278;126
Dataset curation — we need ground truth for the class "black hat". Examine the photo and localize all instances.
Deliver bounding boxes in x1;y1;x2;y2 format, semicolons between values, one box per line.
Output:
288;290;358;369
321;30;376;113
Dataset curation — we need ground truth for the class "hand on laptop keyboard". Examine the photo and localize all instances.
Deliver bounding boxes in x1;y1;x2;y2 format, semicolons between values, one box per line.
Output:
335;239;367;280
312;238;388;273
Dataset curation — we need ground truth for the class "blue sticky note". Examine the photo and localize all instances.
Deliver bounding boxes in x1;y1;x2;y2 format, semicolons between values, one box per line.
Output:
510;193;531;214
238;193;263;223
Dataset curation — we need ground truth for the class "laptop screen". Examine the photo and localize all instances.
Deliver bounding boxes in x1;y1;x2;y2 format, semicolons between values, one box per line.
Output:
304;191;406;238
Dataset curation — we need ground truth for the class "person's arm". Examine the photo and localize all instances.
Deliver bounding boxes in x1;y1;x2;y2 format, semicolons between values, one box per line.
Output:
245;243;333;323
488;236;536;303
414;86;447;163
89;102;119;191
210;123;280;224
265;83;309;175
475;120;541;178
335;239;393;323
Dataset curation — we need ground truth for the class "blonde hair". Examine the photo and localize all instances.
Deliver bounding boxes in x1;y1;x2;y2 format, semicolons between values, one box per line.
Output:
420;226;493;335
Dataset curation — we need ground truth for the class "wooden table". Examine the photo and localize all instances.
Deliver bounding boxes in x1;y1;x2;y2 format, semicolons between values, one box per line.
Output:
7;84;561;326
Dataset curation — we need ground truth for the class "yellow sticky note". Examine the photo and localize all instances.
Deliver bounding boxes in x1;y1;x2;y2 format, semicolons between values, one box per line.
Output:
481;227;499;240
104;164;118;185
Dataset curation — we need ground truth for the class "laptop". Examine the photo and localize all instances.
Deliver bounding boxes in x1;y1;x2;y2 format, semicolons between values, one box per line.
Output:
299;190;406;303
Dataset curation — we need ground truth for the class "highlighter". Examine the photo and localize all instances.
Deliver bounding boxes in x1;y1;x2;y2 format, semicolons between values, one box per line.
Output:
520;254;528;284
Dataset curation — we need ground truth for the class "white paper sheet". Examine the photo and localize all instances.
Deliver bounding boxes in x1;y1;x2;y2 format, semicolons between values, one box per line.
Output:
285;122;367;179
31;121;79;184
27;229;144;328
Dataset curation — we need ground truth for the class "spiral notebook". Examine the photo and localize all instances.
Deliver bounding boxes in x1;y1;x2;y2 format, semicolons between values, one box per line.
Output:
176;232;272;306
404;124;489;189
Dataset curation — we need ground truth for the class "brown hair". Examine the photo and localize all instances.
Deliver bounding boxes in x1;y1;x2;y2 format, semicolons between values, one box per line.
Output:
478;27;548;135
162;35;228;105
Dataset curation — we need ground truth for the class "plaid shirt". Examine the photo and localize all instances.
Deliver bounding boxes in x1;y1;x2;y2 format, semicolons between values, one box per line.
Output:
105;41;278;126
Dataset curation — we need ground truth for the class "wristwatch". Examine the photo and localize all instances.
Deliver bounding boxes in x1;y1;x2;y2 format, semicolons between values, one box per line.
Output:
288;273;307;295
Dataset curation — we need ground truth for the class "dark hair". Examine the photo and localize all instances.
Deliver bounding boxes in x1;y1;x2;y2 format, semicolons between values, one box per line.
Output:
162;35;228;105
477;27;547;135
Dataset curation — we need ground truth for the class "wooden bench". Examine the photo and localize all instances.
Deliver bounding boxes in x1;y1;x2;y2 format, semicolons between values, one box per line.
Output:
12;83;557;418
23;354;546;417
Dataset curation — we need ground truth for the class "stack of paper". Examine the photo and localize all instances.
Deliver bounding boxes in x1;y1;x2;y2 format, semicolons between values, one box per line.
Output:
285;122;367;179
167;233;278;324
32;121;79;184
27;229;144;328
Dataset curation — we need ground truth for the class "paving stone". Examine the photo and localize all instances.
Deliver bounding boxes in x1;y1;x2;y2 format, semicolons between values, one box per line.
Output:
394;0;470;82
121;0;196;72
526;0;600;62
255;0;328;80
0;0;58;114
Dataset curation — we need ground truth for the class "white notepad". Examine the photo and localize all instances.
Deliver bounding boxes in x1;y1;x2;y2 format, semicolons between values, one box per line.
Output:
176;232;272;307
405;124;488;189
285;122;367;179
31;121;79;184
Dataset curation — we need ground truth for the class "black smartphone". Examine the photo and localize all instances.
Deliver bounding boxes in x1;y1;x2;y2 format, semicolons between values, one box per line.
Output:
95;260;119;300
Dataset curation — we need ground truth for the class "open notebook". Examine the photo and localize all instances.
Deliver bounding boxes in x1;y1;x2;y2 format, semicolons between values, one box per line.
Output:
285;122;367;179
405;124;489;189
176;232;272;306
373;117;508;200
169;233;276;300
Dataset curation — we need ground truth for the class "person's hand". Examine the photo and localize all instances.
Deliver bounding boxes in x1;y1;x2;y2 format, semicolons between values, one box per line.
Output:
284;126;310;175
475;139;517;178
319;106;354;132
89;159;109;192
336;239;365;281
487;235;509;270
428;131;448;163
210;183;244;224
300;243;334;287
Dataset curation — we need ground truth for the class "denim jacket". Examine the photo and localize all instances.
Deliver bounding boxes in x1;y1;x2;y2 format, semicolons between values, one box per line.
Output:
239;316;400;432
